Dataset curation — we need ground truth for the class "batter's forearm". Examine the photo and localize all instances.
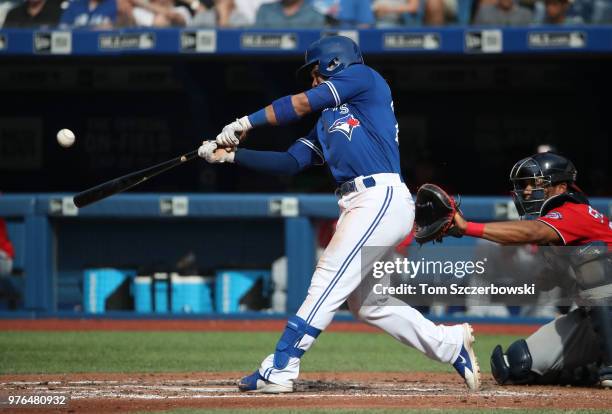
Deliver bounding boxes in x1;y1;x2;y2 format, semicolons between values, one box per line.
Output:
248;94;311;128
246;81;336;129
234;149;301;175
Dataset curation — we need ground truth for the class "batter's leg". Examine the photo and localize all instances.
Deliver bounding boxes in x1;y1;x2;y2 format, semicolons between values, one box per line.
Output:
240;185;412;392
346;273;479;390
346;294;464;363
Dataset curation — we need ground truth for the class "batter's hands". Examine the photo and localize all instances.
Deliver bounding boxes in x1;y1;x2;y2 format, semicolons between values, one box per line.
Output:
216;116;252;147
198;140;236;164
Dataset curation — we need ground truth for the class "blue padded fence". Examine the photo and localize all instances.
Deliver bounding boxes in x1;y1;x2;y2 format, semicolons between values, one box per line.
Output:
0;193;610;318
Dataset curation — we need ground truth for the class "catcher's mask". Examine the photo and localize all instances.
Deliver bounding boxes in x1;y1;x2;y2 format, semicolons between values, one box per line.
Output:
509;152;577;218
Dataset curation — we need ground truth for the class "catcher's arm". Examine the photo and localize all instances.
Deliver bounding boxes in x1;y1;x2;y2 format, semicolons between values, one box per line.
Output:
451;212;561;245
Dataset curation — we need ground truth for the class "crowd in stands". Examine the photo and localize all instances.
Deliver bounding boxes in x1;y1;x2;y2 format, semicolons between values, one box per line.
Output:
0;0;610;29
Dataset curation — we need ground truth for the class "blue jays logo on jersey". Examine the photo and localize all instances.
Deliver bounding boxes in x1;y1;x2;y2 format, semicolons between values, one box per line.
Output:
328;114;361;141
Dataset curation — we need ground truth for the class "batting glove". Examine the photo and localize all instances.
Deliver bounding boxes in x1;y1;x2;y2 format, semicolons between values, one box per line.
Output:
198;140;235;164
216;116;252;147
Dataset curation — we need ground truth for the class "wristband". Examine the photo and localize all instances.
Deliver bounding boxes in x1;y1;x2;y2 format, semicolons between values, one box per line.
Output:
247;109;267;128
271;95;300;125
465;222;485;238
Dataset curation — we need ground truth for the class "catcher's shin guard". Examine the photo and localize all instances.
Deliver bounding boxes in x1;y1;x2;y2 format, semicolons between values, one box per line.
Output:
490;339;537;385
589;305;612;387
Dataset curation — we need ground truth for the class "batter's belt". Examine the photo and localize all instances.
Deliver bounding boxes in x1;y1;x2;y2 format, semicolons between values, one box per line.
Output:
335;173;403;198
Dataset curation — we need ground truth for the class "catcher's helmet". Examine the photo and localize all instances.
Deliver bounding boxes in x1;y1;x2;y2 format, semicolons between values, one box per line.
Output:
509;152;577;217
296;35;363;83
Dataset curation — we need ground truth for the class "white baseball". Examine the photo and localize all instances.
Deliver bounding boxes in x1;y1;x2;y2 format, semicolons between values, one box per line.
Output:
57;128;75;148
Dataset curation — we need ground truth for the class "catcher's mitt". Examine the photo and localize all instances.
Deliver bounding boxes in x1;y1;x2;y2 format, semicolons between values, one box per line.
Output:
414;183;460;244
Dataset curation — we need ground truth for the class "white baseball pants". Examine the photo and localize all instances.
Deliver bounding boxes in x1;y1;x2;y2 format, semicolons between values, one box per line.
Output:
258;174;465;386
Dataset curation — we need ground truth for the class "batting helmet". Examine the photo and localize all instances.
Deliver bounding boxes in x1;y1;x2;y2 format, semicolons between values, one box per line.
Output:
296;35;363;83
509;152;577;217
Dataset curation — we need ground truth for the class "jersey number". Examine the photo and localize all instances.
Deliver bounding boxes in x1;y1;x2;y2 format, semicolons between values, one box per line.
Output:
588;206;605;222
394;123;399;146
391;101;399;145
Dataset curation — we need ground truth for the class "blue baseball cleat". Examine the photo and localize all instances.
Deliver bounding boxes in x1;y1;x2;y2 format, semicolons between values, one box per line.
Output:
238;370;293;393
452;323;481;391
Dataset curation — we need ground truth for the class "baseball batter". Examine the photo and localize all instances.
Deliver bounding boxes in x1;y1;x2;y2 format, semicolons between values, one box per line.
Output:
447;152;612;387
199;36;480;392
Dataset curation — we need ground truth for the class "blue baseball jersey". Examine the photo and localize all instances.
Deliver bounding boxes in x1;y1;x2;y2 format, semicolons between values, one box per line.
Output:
288;64;401;184
60;0;117;28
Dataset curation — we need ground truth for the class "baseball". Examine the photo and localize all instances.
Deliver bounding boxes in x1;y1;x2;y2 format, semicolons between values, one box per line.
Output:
57;128;75;148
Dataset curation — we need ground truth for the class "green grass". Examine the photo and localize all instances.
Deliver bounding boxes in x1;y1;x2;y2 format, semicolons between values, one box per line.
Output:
0;331;518;374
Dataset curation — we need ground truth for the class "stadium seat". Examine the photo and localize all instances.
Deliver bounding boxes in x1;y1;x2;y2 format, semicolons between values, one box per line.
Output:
402;0;426;26
593;0;612;23
456;0;474;25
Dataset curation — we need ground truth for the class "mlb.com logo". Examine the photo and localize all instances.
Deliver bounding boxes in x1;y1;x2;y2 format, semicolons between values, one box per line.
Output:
329;114;361;141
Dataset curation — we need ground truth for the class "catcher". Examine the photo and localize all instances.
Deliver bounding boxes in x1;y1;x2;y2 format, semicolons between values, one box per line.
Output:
415;152;612;387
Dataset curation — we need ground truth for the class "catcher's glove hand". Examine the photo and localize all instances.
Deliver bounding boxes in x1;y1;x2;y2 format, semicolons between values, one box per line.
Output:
414;183;462;244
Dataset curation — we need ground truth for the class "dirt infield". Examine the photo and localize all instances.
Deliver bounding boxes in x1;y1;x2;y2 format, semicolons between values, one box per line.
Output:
0;319;540;335
0;320;580;412
2;371;611;413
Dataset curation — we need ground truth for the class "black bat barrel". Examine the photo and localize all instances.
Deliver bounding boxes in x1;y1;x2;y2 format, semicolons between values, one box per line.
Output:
73;150;198;208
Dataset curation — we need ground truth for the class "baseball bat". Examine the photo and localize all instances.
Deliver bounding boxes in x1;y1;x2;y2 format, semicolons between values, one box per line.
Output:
73;149;198;208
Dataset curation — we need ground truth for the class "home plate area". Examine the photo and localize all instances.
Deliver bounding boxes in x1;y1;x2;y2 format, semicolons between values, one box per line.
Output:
2;372;612;412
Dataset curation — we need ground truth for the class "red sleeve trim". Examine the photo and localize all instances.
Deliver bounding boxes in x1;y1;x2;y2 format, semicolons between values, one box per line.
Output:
0;220;14;259
537;219;566;245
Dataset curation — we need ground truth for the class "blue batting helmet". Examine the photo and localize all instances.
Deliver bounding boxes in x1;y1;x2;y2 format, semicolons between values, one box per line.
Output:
297;35;364;82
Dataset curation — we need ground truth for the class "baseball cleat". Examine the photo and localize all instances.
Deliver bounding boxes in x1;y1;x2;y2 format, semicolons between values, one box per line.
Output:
599;366;612;388
238;370;293;393
452;323;481;391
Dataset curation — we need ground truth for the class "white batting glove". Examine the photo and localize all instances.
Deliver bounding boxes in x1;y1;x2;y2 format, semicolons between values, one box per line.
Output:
198;140;217;161
216;116;252;147
198;140;235;164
